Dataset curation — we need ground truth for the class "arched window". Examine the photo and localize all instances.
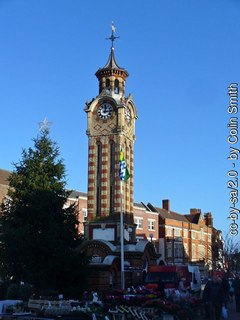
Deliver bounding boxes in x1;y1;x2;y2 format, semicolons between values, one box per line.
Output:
106;79;110;94
114;79;119;94
96;142;102;216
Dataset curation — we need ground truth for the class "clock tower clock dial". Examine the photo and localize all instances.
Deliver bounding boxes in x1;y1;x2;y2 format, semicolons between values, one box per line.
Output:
97;103;113;119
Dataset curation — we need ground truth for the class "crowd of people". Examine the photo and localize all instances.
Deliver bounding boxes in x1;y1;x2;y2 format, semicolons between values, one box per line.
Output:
202;274;240;320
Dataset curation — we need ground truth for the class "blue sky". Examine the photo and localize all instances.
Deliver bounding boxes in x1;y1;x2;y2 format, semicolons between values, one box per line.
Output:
1;0;240;234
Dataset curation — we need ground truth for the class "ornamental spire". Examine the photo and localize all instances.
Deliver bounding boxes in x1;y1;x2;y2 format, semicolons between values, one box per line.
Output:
106;21;119;49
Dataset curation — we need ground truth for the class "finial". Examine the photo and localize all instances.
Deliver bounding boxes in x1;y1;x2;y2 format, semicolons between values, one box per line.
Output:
106;21;119;49
39;117;52;135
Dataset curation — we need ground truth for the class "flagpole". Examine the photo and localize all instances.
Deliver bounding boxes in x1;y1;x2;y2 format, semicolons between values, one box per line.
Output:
120;179;125;291
119;143;125;291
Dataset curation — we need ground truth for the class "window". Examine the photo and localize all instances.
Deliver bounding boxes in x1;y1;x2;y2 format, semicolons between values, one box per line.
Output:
106;79;110;94
167;241;172;258
198;245;205;260
82;208;88;222
191;231;196;239
200;228;204;240
174;228;181;237
208;234;211;242
114;79;119;94
135;218;143;229
148;219;155;231
166;227;172;236
82;208;88;217
174;242;183;258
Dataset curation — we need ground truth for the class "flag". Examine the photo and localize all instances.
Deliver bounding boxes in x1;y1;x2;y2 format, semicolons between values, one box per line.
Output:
119;150;130;181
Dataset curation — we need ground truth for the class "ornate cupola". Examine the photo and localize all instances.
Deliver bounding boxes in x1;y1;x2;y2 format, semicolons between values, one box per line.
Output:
84;24;137;244
95;45;129;98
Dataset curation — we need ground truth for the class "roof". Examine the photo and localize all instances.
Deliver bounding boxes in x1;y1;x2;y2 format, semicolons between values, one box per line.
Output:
103;47;121;69
69;190;87;199
95;47;129;79
184;213;201;224
133;202;146;209
157;207;189;223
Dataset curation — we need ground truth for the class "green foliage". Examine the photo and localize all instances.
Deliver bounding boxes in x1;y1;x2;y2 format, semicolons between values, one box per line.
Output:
6;284;19;300
0;281;9;300
0;130;88;297
5;282;34;301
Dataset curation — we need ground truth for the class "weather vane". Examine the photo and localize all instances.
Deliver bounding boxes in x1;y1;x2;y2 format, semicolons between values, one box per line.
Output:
38;117;52;134
106;21;119;49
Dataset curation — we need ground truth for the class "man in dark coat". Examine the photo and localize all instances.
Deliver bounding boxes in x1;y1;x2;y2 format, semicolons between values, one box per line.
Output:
157;277;165;300
203;276;224;320
221;276;230;308
233;274;240;312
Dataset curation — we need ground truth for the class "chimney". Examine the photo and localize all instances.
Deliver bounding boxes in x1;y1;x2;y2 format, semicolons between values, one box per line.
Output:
190;208;201;215
204;212;213;226
162;199;170;211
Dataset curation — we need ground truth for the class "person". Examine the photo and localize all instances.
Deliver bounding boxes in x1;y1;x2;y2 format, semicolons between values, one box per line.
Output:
157;277;165;299
233;274;240;312
202;276;224;320
221;276;230;308
178;277;186;293
229;279;234;303
202;278;211;319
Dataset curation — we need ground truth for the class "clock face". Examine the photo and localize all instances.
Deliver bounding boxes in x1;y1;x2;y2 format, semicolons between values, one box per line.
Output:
125;107;131;123
97;103;113;119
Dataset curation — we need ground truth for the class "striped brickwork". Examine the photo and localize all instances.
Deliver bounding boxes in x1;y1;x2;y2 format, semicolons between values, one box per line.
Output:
87;141;96;221
100;142;109;215
87;134;134;221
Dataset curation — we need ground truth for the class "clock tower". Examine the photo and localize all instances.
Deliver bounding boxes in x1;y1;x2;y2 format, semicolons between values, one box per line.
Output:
84;26;137;243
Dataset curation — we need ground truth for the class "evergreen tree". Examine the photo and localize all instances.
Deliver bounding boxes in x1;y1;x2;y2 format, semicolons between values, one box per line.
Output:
0;128;88;297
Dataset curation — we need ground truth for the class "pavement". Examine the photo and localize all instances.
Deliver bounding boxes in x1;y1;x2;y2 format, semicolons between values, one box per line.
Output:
227;300;240;320
194;298;239;320
199;300;240;320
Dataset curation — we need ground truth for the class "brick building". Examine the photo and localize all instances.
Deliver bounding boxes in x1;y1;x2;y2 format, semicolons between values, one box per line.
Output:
71;192;214;273
0;167;215;278
132;199;213;273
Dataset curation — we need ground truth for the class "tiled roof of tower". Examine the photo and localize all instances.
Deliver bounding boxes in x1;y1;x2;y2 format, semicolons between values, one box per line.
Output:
103;47;121;69
95;47;129;78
